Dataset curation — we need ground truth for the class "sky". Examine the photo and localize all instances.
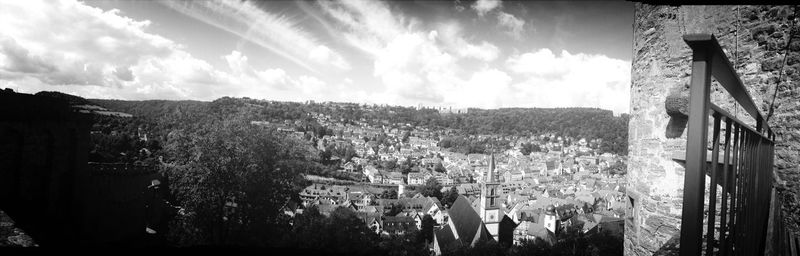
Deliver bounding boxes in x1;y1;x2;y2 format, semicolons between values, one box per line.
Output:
0;0;633;114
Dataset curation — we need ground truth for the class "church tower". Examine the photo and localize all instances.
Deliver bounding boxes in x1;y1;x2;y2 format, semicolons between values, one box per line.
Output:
543;205;560;234
480;153;501;241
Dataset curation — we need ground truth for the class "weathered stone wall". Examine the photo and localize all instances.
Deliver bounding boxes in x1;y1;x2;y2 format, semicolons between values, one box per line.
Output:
627;5;800;256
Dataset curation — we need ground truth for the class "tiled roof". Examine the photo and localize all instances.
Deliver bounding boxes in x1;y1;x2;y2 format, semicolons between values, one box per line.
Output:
448;195;491;245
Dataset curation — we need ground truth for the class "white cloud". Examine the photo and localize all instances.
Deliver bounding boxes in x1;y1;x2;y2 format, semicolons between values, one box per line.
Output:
160;0;350;72
0;0;332;102
471;0;502;17
448;68;513;109
319;0;484;106
506;49;631;114
497;12;525;39
0;0;223;99
435;22;500;62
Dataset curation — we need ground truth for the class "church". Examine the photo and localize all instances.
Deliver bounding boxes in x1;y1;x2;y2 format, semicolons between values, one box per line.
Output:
433;154;517;255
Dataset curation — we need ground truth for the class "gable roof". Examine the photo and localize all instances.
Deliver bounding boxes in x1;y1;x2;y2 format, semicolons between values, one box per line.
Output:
435;223;457;249
448;195;491;246
526;220;556;245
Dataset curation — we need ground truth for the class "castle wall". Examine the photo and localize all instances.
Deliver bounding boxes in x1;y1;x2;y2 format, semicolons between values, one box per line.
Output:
627;5;800;256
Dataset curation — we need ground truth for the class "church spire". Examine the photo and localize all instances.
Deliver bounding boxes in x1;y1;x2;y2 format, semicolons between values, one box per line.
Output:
489;153;495;182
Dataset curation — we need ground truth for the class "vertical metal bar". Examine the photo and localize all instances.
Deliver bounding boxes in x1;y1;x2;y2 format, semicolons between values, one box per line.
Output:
749;131;756;256
733;127;745;255
707;114;722;256
680;44;713;256
744;130;753;255
720;117;732;256
736;128;749;255
755;135;765;255
727;123;741;256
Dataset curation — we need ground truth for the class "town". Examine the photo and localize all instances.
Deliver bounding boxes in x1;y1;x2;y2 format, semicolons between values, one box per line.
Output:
274;105;627;253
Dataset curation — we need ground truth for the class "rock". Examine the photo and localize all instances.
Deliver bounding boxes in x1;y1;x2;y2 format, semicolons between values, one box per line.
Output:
761;56;782;71
790;40;800;52
665;92;689;118
788;53;800;66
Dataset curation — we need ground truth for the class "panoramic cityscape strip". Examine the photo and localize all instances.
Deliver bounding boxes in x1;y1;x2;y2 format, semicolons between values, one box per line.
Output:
1;1;799;256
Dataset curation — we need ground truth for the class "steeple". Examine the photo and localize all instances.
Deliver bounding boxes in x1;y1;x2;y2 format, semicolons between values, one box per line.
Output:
489;153;495;182
480;149;501;241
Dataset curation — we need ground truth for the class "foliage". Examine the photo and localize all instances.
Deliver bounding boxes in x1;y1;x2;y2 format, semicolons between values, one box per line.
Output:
419;177;443;201
441;186;460;209
381;189;398;199
519;142;541;156
419;214;435;244
161;109;313;246
606;160;627;176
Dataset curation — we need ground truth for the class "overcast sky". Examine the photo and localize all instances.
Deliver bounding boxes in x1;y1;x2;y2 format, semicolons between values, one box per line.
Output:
0;0;633;114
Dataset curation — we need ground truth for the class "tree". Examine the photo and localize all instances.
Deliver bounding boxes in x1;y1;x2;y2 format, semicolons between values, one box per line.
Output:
381;189;398;199
163;116;314;246
441;186;459;209
419;214;435;244
385;202;403;216
419;177;443;201
433;162;446;173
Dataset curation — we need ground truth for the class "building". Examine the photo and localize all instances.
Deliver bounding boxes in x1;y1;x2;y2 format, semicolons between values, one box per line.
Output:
432;195;492;255
479;154;502;241
433;154;518;255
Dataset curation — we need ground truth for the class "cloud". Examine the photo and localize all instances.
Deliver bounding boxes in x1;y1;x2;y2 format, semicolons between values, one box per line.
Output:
319;0;502;106
506;49;631;114
497;12;525;39
471;0;502;17
160;0;350;72
437;22;500;62
0;0;332;102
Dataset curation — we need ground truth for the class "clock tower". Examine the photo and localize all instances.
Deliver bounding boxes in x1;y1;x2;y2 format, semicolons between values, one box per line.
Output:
480;153;501;241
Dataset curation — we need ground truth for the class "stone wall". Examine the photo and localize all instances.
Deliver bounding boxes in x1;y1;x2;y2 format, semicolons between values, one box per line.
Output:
627;5;800;256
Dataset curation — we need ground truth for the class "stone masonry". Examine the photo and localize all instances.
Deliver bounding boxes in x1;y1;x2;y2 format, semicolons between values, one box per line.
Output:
627;5;800;256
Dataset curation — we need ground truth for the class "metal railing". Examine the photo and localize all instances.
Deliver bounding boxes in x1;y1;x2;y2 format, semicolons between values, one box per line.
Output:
679;34;776;256
770;188;800;256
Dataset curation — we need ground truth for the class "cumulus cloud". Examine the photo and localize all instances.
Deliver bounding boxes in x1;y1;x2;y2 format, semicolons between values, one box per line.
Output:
0;0;330;102
0;0;218;98
506;49;631;114
318;0;504;106
471;0;502;17
497;12;525;39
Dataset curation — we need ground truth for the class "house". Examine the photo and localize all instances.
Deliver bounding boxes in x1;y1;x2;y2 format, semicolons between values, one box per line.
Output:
386;172;405;185
343;161;357;173
357;212;383;234
408;172;427;185
503;170;524;182
523;206;560;245
363;166;383;183
433;173;453;186
382;216;418;235
456;183;482;197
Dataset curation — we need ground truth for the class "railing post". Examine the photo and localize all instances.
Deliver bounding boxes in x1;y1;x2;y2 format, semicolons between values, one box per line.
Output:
680;42;713;256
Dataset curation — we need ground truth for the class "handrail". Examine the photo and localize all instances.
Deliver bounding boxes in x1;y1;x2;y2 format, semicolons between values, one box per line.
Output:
683;34;773;138
679;33;776;256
